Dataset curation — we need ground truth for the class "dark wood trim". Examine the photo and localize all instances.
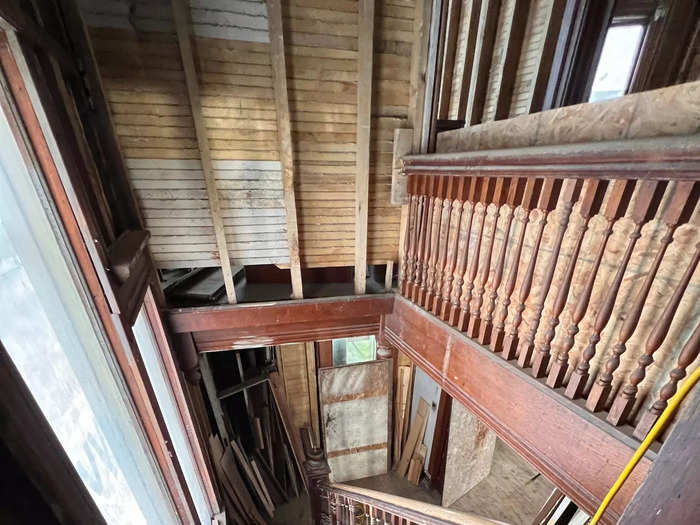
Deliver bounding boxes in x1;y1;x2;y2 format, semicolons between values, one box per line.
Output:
618;385;700;524
402;135;700;180
543;0;615;109
193;318;382;352
166;294;394;334
383;296;652;524
317;340;334;368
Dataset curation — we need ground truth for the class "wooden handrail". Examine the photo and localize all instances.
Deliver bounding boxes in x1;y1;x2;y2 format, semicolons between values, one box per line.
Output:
321;483;506;525
398;148;699;452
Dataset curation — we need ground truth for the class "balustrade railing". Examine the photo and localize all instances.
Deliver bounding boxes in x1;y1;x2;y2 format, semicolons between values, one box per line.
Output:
398;138;700;442
301;428;500;525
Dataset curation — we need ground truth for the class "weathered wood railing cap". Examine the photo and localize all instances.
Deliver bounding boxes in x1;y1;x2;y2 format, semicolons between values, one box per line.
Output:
399;134;700;179
326;483;508;525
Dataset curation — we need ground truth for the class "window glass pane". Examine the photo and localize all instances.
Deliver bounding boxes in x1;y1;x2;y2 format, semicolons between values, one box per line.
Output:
589;24;645;102
0;98;176;524
133;307;211;523
332;335;377;366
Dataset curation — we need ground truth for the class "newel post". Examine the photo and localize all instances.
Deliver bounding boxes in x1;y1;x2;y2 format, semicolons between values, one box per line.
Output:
301;427;331;525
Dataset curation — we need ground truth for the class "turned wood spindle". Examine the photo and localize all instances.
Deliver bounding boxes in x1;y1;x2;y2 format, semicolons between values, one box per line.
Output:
562;180;637;398
542;180;609;387
479;178;527;346
617;242;698;433
420;176;446;307
607;182;699;424
447;178;481;325
585;180;668;412
412;176;435;302
457;178;497;331
467;178;512;338
634;321;700;440
399;175;418;296
523;179;583;375
492;179;542;354
405;176;425;298
431;177;456;313
437;178;468;317
501;179;561;361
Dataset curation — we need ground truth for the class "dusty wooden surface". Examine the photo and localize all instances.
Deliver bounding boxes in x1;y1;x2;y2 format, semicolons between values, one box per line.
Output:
319;360;391;482
442;400;496;507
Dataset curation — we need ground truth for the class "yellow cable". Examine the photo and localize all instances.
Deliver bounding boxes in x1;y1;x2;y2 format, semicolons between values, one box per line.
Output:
589;365;700;524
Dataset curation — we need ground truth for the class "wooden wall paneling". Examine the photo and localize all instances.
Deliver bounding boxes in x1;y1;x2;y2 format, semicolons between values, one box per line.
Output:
493;0;530;120
355;0;375;294
171;0;236;302
266;0;303;298
437;0;463;120
466;0;501;125
525;0;567;114
318;340;333;369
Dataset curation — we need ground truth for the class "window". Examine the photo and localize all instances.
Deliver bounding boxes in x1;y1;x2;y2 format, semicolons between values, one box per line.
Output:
589;24;646;102
332;335;377;366
0;88;177;524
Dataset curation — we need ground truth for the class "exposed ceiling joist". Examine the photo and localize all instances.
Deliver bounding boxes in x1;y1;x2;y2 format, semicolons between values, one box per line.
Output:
171;0;237;303
354;0;375;294
266;0;303;299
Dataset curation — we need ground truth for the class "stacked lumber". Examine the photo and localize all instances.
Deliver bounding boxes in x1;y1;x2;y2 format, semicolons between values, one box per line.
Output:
397;397;430;484
206;372;307;522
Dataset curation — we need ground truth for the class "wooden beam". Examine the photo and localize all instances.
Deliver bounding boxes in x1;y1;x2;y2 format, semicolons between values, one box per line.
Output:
355;0;375;294
383;296;652;523
525;0;567;113
437;0;463;120
466;0;502;125
456;0;482;120
266;0;303;299
167;294;395;333
493;0;531;120
171;0;236;303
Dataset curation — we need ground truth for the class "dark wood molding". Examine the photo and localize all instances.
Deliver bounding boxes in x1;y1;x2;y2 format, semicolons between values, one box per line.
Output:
166;294;394;334
382;296;652;523
402;135;700;180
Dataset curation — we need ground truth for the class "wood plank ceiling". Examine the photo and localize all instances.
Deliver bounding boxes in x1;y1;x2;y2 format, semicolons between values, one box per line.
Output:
77;0;597;298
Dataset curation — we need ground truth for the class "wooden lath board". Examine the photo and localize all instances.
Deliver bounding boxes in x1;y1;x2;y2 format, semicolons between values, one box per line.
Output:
171;0;236;302
267;0;304;298
355;0;375;293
